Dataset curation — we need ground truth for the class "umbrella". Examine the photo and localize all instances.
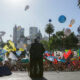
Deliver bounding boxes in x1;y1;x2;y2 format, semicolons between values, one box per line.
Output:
18;48;24;51
60;59;66;63
46;56;56;61
16;51;22;56
21;58;29;63
0;57;3;61
0;49;7;55
8;52;18;60
44;51;49;53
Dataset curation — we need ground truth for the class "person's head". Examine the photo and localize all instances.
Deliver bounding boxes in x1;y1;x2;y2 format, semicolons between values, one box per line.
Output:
34;38;39;43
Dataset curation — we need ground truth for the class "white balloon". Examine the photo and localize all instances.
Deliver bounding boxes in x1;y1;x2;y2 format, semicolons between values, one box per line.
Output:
70;19;75;25
64;28;71;36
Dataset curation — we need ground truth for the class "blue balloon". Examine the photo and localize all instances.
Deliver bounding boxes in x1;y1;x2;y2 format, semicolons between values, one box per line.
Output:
49;19;52;22
58;15;66;23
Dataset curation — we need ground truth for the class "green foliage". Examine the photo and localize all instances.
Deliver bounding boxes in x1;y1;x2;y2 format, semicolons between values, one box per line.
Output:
45;23;54;34
50;31;64;50
40;40;49;50
64;33;78;49
56;31;64;38
45;23;54;40
43;30;78;51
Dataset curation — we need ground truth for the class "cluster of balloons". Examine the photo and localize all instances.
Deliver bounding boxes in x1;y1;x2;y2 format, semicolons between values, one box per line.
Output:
58;15;75;28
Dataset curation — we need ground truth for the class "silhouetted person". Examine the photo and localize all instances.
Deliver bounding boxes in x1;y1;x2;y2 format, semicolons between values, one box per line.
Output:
29;39;45;78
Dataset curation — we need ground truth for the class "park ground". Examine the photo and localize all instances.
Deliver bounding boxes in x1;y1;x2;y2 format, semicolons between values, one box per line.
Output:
0;71;80;80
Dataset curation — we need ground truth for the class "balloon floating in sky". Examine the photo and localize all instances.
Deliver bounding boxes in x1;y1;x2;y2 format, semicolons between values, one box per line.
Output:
64;28;71;36
25;5;30;11
70;19;75;25
69;19;75;27
58;15;66;23
49;19;52;22
69;24;72;27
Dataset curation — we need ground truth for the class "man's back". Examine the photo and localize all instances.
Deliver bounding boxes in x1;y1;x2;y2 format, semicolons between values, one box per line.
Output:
30;42;45;59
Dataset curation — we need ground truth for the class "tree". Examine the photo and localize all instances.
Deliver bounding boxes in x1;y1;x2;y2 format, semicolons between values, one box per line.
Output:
64;32;78;49
49;31;78;50
45;23;54;41
56;31;64;49
50;34;58;50
45;20;54;51
50;31;64;50
40;40;49;50
56;30;64;39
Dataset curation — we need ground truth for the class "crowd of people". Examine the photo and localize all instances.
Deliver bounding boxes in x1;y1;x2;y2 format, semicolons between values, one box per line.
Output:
0;39;80;78
43;59;80;71
0;58;80;72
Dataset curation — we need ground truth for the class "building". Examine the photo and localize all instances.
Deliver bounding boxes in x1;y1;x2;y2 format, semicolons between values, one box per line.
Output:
29;27;42;42
29;27;38;40
13;25;25;48
17;26;24;43
13;25;17;45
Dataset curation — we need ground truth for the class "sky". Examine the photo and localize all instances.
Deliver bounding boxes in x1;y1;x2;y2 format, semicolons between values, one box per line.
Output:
0;0;80;42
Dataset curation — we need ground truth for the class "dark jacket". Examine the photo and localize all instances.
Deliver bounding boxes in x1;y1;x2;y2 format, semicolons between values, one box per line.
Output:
29;42;45;59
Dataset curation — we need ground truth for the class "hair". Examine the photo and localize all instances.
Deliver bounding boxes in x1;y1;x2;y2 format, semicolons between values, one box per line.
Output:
34;38;38;43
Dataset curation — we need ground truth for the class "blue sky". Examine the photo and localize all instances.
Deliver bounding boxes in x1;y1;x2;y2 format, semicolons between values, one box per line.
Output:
0;0;80;42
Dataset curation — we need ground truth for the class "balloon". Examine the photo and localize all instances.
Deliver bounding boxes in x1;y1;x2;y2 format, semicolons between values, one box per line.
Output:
58;15;66;23
69;24;72;27
25;5;29;11
64;28;71;36
69;19;75;27
49;19;52;22
70;19;75;25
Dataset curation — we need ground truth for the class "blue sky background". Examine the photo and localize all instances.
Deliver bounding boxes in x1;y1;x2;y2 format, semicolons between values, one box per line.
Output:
0;0;80;42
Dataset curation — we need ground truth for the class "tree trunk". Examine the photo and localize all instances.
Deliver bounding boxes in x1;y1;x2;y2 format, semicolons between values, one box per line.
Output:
49;34;50;41
49;34;51;51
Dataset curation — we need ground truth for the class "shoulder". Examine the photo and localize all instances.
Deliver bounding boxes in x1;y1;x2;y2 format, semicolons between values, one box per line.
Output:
31;43;34;45
39;43;43;46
